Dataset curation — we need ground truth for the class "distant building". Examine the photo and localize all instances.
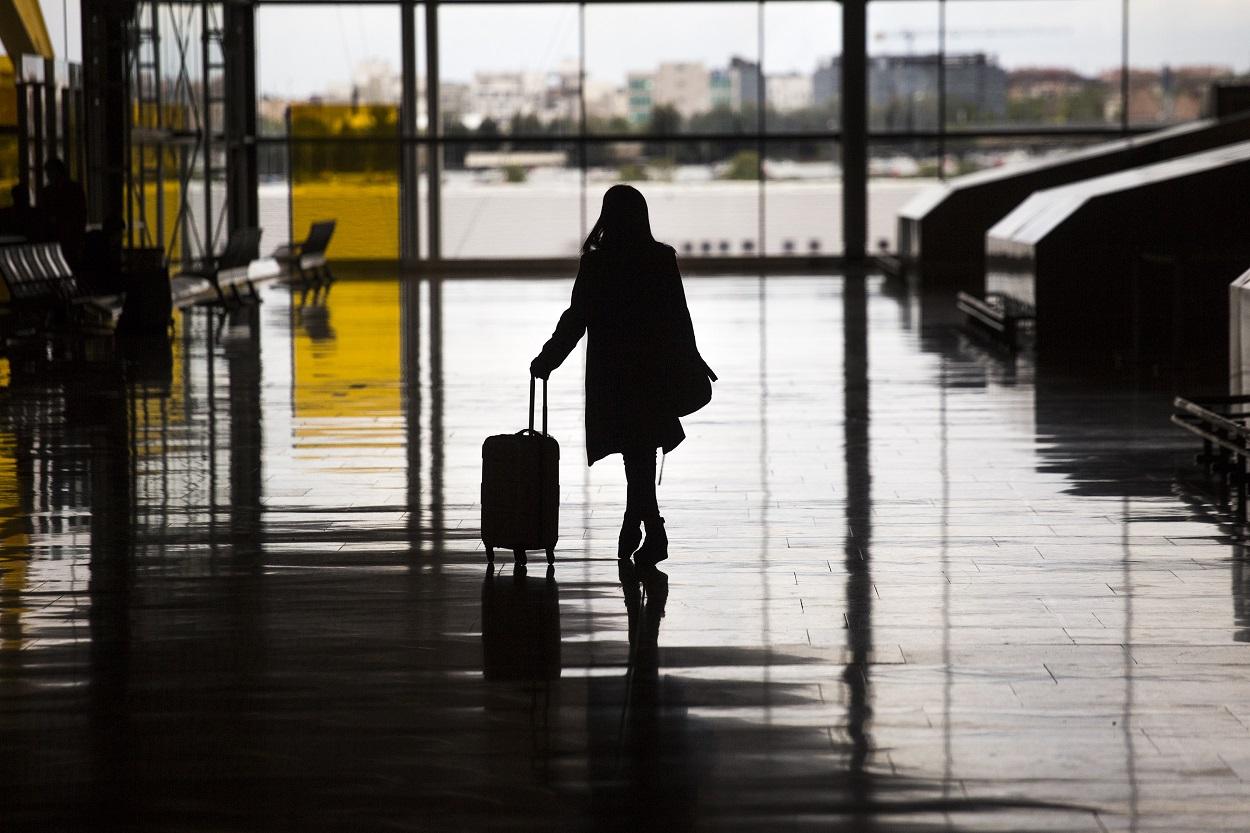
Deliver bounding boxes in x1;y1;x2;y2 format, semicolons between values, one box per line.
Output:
626;62;714;125
710;68;734;110
1108;65;1234;123
868;54;938;129
469;71;549;126
349;59;402;104
1008;67;1089;101
766;72;813;112
812;58;840;108
652;62;712;120
258;96;289;128
419;79;470;129
542;62;581;125
585;79;628;122
730;56;761;110
626;72;654;127
943;53;1009;123
816;51;1006;129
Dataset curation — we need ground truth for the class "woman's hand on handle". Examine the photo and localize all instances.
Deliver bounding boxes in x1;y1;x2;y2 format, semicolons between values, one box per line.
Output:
530;355;552;380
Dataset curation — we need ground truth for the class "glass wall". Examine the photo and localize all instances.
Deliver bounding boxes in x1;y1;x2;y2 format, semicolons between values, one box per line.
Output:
584;3;759;136
944;0;1122;129
1128;0;1250;125
440;4;578;136
437;4;579;256
252;0;1246;260
256;3;404;256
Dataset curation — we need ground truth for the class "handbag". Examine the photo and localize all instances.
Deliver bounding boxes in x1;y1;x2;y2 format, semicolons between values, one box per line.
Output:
668;352;717;417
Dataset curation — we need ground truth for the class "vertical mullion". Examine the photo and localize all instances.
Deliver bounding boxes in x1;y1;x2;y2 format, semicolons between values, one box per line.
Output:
401;0;420;262
1121;0;1130;133
285;107;292;250
757;0;764;259
202;1;212;252
579;2;587;248
425;1;441;260
938;0;946;179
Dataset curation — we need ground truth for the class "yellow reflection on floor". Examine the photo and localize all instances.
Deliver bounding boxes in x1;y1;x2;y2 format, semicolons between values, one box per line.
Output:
0;428;27;652
128;314;187;463
293;280;402;437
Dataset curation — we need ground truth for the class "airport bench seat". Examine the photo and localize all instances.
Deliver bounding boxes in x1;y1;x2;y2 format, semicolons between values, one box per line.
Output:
0;242;121;336
179;226;263;305
274;220;335;286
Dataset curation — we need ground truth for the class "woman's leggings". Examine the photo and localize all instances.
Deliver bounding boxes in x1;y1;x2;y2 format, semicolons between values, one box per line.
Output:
622;448;659;522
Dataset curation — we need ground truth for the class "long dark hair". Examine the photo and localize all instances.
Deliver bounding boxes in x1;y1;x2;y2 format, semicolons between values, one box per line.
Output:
581;184;656;254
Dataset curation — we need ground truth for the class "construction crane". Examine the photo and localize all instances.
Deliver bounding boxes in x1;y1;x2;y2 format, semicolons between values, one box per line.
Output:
873;26;1072;55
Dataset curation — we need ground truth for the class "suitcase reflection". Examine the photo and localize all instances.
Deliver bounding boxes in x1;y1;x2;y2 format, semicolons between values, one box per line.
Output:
481;564;562;681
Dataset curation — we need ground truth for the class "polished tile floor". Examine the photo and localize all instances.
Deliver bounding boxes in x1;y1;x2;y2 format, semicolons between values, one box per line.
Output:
1;274;1248;832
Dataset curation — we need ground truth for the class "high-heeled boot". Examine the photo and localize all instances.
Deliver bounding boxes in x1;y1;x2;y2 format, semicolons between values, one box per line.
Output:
618;515;643;559
634;516;668;565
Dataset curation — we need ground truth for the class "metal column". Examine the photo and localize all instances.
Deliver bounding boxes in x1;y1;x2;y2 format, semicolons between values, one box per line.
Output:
400;0;420;263
423;1;440;261
841;0;867;263
85;0;129;234
224;0;258;232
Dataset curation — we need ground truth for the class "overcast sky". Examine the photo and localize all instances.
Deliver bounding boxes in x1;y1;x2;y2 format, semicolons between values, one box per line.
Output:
252;2;1249;99
37;0;82;62
14;1;1250;95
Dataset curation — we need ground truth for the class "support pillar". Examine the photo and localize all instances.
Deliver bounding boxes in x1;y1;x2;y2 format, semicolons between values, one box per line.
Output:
224;1;258;232
841;0;867;263
82;0;130;226
400;0;420;263
423;1;441;261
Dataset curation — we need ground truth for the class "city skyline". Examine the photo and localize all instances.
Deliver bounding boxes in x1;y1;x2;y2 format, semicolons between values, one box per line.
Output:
256;2;1250;100
258;49;1237;135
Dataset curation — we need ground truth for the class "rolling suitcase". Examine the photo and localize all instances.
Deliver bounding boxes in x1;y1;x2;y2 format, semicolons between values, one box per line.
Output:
481;377;559;565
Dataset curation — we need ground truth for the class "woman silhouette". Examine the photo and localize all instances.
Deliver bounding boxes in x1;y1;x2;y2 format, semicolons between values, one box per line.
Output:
531;185;715;565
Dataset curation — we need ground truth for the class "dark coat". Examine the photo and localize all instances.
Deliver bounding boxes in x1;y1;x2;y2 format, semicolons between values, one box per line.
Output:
536;242;714;465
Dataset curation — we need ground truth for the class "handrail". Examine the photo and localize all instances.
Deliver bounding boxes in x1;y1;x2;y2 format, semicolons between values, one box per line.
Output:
1171;395;1250;521
956;290;1035;347
1172;396;1249;438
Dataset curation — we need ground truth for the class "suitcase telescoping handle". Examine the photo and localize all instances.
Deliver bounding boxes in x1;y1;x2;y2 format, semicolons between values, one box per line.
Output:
528;375;548;436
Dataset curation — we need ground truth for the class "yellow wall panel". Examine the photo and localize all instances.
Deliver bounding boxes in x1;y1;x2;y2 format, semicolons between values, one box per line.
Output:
288;103;400;261
291;178;399;261
293;280;402;428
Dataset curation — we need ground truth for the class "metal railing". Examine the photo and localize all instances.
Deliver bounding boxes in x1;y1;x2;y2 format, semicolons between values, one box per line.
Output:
1171;395;1250;521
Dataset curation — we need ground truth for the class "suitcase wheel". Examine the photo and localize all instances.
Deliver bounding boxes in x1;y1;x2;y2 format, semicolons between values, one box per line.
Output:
546;547;555;564
514;548;527;565
485;545;494;562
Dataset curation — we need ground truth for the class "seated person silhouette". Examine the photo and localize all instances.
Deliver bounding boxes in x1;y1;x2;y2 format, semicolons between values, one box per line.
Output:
531;185;716;566
39;158;87;271
0;184;36;240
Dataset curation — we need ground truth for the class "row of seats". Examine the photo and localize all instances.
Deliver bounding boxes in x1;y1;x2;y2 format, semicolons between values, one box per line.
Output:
0;220;336;345
0;242;81;302
173;220;335;306
679;238;826;256
0;241;119;334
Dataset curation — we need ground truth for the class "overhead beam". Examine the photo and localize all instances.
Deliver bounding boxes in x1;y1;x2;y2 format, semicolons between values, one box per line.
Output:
0;0;53;60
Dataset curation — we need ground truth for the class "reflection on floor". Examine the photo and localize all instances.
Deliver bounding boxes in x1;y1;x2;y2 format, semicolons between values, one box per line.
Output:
1;274;1248;832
